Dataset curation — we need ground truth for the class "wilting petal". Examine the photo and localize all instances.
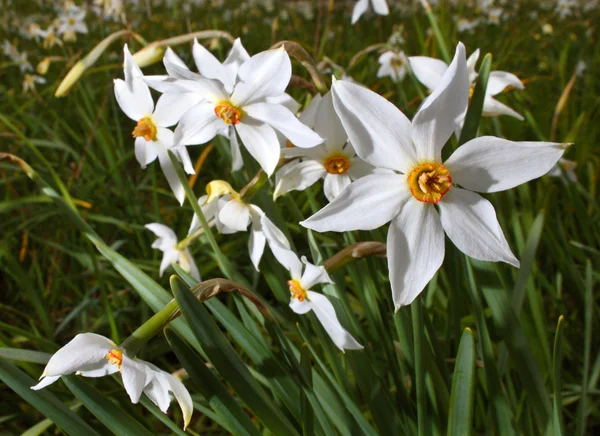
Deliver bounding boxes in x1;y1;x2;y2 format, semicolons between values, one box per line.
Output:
300;258;333;290
218;200;251;231
231;48;291;106
412;42;469;162
274;160;326;199
487;71;524;97
301;173;410;232
174;102;223;147
387;200;445;309
153;92;203;128
438;188;519;267
307;292;364;351
323;173;352;202
135;137;159;168
332;79;416;173
445;136;565;193
408;56;448;92
31;375;61;390
351;0;369;24
121;356;152;404
482;95;523;120
158;150;185;205
39;333;114;377
235;119;280;176
114;78;153;121
313;92;348;151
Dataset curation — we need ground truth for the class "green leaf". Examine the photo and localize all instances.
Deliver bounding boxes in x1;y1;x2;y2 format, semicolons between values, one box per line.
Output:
448;328;476;436
548;316;565;436
0;348;51;364
170;276;300;435
63;377;154;436
165;328;260;436
0;359;100;436
459;53;492;146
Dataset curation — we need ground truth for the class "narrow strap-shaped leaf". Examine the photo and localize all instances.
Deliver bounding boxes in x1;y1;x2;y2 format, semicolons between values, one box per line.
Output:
171;276;300;435
63;377;154;436
0;359;101;436
548;316;565;436
458;54;492;146
447;328;476;436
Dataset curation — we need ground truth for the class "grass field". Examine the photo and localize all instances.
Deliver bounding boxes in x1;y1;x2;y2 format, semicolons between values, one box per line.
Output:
1;0;599;434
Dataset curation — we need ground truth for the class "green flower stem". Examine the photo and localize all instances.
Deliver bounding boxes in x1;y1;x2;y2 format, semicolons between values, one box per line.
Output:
411;296;428;436
419;0;451;63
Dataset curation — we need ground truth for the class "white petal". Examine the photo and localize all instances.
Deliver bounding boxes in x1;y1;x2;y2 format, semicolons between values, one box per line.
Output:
144;75;188;94
301;173;409;232
274;160;326;199
163;48;199;81
152;92;203;128
229;126;244;171
487;71;524;97
260;212;291;250
299;93;322;127
192;38;228;86
411;42;470;162
482;95;524;120
146;223;177;248
114;78;153;122
331;79;416;173
121;356;152;404
269;245;303;279
323;173;352;202
76;361;119;378
248;222;266;271
466;49;480;82
31;375;61;390
438;188;519;267
40;333;114;377
289;297;312;314
351;0;369;24
346;156;376;180
235;119;280;176
267;93;300;113
167;76;228;104
159;248;180;277
244;103;323;148
165;373;194;430
445;136;565;193
156;127;174;148
174;146;195;175
174;102;222;147
218;199;251;231
135;137;159;168
123;44;144;90
182;249;201;281
300;258;333;290
408;56;448;92
313;92;348;151
143;377;170;412
187;195;220;234
307;292;364;351
387;201;445;309
158;150;185;205
223;38;250;70
372;0;390;15
231;48;291;106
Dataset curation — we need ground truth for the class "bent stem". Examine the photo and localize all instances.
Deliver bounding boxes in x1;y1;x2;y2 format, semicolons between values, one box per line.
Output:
270;40;328;95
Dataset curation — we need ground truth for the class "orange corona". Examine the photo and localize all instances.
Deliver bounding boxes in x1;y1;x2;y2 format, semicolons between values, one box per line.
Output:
323;154;351;175
132;117;157;141
105;349;123;370
215;103;242;125
407;162;452;204
288;279;308;302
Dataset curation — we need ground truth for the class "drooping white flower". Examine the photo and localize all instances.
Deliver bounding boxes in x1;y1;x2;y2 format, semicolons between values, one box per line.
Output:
409;48;525;120
302;42;567;310
145;223;200;281
274;92;379;202
31;333;193;430
158;46;322;176
267;245;363;352
352;0;389;25
377;51;408;83
188;181;291;271
114;44;198;205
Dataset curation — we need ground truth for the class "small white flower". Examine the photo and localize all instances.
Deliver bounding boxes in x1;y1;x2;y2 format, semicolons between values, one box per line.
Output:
377;50;408;83
31;333;193;429
351;0;389;25
57;10;88;41
114;45;198;205
268;245;363;352
302;42;566;310
22;74;46;93
409;48;525;121
145;223;200;281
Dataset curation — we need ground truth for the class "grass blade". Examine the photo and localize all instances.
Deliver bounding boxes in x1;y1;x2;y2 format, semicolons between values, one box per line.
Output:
447;328;476;436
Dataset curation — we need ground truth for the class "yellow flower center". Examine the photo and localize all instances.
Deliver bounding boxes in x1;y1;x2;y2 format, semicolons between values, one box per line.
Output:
215;102;242;125
323;154;350;175
68;17;75;25
288;279;308;302
132;116;157;141
407;162;452;204
105;349;123;370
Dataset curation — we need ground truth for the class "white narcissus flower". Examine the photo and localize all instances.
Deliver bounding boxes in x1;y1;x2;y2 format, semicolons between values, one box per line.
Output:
146;223;200;281
274;92;379;202
57;10;88;41
377;51;408;83
23;74;46;94
114;44;198;205
188;181;291;271
31;333;193;429
409;48;525;120
164;47;322;176
268;245;363;352
302;42;567;310
352;0;389;25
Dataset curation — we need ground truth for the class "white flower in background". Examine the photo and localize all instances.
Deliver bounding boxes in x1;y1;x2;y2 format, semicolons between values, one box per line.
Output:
555;0;578;18
22;74;46;93
2;40;18;57
25;23;42;41
15;51;33;73
57;10;88;42
409;48;525;120
302;43;567;310
274;92;378;202
114;45;197;205
31;333;193;430
267;244;363;352
352;0;389;25
165;46;322;176
38;26;63;49
548;158;577;184
377;51;408;83
188;181;291;271
146;223;200;281
455;17;480;33
575;60;586;76
486;7;504;24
